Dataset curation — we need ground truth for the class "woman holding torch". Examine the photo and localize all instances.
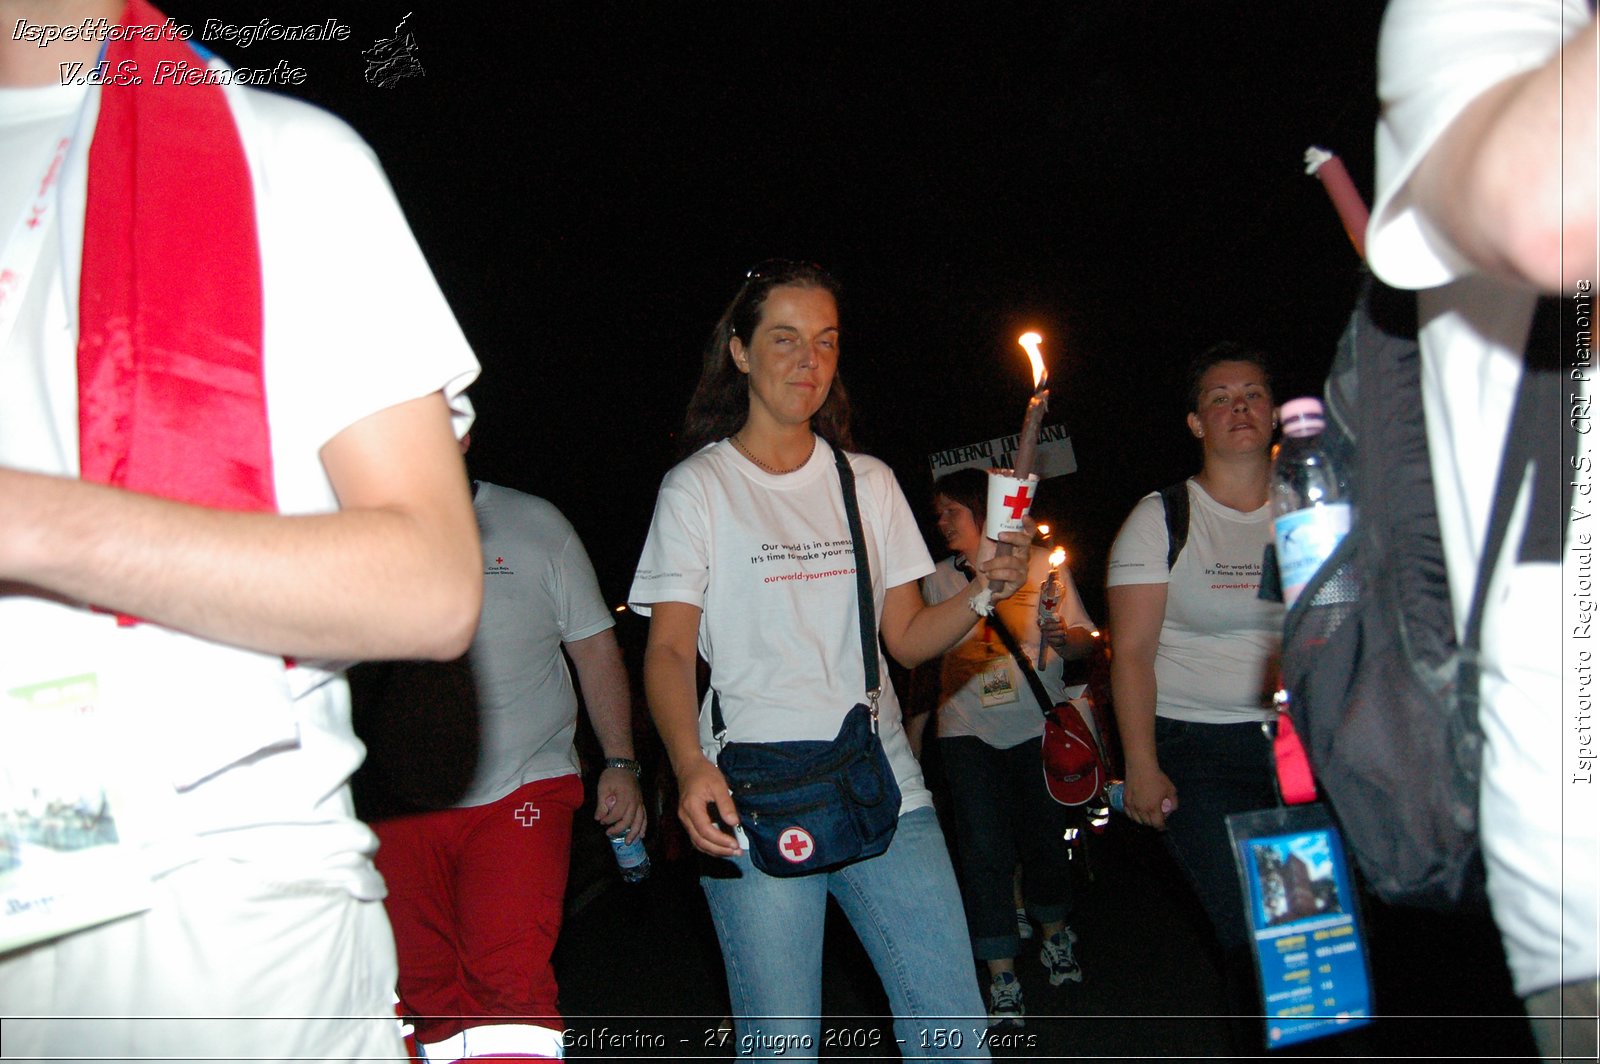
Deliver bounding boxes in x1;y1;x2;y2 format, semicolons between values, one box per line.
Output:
631;260;1032;1056
919;467;1097;1025
1103;342;1284;1035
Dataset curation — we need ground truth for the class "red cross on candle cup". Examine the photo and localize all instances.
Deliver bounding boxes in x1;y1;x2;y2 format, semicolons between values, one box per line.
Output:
1003;484;1032;519
779;827;815;863
985;470;1040;535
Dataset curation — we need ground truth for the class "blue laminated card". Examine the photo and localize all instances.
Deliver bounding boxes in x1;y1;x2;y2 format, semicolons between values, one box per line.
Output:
1226;804;1374;1050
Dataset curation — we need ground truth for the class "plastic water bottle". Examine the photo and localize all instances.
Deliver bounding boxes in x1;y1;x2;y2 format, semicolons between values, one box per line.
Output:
1104;779;1174;817
609;833;651;883
1270;397;1351;608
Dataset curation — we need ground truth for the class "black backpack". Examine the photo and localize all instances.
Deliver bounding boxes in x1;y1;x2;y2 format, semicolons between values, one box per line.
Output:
1277;275;1564;911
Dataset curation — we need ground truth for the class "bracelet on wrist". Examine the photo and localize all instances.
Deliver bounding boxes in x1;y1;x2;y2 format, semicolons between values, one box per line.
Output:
604;757;642;778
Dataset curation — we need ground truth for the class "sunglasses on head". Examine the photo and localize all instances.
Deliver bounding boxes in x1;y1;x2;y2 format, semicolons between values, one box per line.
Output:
744;258;834;283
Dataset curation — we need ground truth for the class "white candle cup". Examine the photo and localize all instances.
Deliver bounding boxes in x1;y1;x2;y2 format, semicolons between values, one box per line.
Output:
985;469;1040;536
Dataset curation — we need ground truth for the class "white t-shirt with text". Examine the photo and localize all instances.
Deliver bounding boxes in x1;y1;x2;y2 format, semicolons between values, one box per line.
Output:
922;543;1094;748
1106;479;1282;725
630;439;934;813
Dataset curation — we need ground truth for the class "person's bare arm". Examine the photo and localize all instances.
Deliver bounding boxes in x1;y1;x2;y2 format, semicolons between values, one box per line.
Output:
643;600;741;858
1108;581;1179;829
0;392;480;661
1409;17;1596;291
878;529;1031;669
567;627;647;844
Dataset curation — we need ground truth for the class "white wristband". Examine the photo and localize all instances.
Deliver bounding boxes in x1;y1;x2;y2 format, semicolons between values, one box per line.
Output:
968;587;994;617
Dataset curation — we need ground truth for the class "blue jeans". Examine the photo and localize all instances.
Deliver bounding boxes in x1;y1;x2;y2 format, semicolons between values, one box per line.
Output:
939;736;1072;961
701;806;989;1061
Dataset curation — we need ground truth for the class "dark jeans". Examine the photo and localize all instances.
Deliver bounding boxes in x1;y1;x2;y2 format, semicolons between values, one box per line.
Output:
939;735;1073;961
1156;716;1281;1052
1154;716;1279;955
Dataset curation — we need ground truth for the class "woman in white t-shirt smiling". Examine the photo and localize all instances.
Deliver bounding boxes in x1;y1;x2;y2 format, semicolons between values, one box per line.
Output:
631;260;1032;1058
1104;343;1284;1034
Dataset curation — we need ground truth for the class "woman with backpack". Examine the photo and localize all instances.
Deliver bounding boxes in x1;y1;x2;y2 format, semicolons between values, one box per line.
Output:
1103;343;1284;1029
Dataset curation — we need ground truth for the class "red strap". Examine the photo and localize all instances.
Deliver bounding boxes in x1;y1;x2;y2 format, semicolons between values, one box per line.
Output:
78;0;272;517
1274;709;1317;805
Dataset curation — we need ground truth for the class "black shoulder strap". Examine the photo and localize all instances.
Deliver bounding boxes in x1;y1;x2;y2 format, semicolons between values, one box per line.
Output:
984;605;1057;718
1159;480;1190;571
833;445;881;699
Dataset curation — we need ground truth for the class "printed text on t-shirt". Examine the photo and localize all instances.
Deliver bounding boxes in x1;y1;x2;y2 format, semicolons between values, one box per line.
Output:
1204;559;1261;591
747;539;855;566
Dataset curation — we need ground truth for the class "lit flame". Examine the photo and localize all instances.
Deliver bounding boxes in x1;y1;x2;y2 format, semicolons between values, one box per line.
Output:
1036;523;1051;537
1048;546;1067;568
1018;332;1048;391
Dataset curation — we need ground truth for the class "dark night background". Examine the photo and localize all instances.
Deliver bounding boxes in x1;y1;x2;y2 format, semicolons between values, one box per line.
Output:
145;5;1546;1055
161;0;1385;625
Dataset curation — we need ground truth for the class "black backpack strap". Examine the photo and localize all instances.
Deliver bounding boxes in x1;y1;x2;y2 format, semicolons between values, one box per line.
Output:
1516;296;1567;564
1159;480;1190;571
1459;295;1568;707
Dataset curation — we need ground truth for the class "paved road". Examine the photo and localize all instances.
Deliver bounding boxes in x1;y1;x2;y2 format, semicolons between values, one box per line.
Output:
553;796;1539;1062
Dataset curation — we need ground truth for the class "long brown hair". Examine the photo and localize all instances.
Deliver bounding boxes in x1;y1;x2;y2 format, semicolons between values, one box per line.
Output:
679;260;854;456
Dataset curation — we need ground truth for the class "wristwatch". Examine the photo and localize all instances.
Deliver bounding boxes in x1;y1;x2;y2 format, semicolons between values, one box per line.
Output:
604;757;642;778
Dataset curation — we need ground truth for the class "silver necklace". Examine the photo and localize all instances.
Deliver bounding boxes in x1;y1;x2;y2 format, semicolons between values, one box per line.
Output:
732;432;815;475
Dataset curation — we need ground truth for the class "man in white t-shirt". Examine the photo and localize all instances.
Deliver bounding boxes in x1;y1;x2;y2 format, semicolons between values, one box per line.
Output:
1367;1;1597;1056
361;475;645;1062
0;1;481;1057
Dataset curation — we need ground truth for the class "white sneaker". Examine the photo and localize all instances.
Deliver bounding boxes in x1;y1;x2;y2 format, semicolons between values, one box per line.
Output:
988;970;1025;1026
1040;927;1083;987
